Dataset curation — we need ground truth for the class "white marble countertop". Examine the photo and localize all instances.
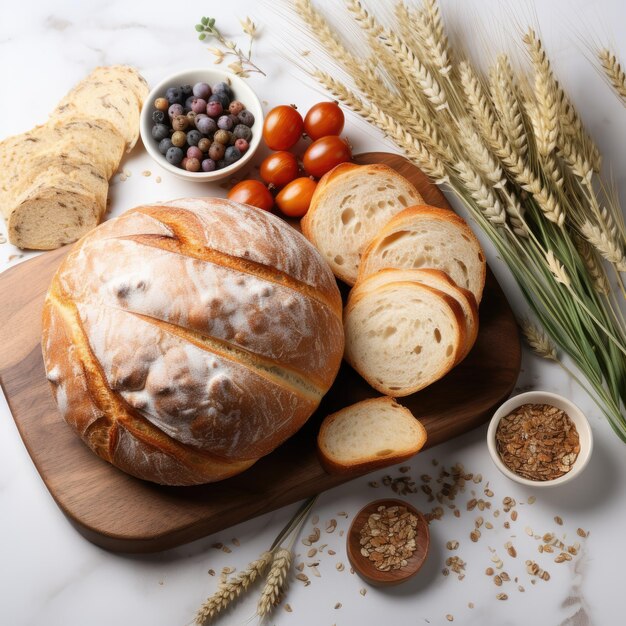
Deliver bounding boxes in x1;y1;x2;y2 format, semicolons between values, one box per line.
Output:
1;1;625;624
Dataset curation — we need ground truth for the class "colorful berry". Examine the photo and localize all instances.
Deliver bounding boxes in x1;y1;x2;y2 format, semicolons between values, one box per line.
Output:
151;123;170;141
172;115;189;131
209;92;230;109
154;97;169;111
152;110;167;124
166;146;184;165
212;82;233;98
214;129;231;145
184;96;195;111
209;142;225;161
187;146;203;160
186;111;197;127
206;101;223;118
202;158;217;172
180;84;193;99
168;103;183;118
217;115;234;131
191;98;207;114
158;138;173;155
165;86;183;105
193;82;211;99
238;110;255;127
224;146;242;165
196;116;217;135
198;137;211;152
186;157;201;172
228;100;245;116
171;131;187;147
186;130;201;146
235;138;249;154
233;124;252;142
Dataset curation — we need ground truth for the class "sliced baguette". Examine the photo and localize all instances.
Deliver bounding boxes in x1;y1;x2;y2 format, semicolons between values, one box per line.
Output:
344;273;466;396
301;163;423;285
357;268;479;362
317;397;427;474
358;205;487;303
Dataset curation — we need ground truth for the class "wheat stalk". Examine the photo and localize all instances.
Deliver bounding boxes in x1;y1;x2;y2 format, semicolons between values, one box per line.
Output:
521;320;558;360
598;48;626;105
524;29;559;156
257;548;292;618
194;551;272;625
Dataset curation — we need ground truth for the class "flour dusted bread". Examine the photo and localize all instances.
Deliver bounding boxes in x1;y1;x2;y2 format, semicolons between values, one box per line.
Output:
301;163;423;285
317;397;427;473
359;268;479;362
42;198;344;485
344;270;466;396
1;65;146;249
358;205;486;303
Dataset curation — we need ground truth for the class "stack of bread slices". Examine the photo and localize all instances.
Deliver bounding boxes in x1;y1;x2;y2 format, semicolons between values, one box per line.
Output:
0;65;148;250
302;163;486;472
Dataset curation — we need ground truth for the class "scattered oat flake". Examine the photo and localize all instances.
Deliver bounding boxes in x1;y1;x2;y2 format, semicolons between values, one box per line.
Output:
446;615;454;622
222;546;232;553
212;542;223;550
339;530;344;537
336;562;344;571
334;602;342;609
328;549;336;556
155;176;161;183
554;516;563;525
359;588;367;596
284;603;293;612
468;602;474;609
338;511;349;518
123;169;132;177
577;528;588;537
496;593;508;601
119;174;127;182
399;466;411;473
311;515;319;525
208;569;215;576
525;526;534;536
307;548;317;558
296;573;309;583
142;170;151;177
232;538;240;546
528;496;536;504
485;567;494;576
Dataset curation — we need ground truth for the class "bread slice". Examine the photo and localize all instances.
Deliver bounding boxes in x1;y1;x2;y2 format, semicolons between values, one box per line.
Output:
301;163;424;285
358;268;479;362
358;205;487;303
344;273;466;396
317;397;427;473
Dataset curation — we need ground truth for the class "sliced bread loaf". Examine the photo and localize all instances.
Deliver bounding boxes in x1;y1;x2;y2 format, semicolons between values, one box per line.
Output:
317;397;427;473
344;272;466;396
358;268;479;362
301;163;423;285
358;205;487;302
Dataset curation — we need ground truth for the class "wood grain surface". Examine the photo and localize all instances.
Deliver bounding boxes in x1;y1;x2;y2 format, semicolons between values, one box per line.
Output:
0;152;521;553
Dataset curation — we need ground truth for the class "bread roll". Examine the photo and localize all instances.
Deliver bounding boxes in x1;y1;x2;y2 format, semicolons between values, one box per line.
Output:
301;163;423;285
42;198;344;485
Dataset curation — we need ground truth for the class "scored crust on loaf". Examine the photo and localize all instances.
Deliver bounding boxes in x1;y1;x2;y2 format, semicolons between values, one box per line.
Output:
42;198;345;485
358;205;487;303
357;268;479;362
317;397;427;473
301;163;423;285
344;276;466;396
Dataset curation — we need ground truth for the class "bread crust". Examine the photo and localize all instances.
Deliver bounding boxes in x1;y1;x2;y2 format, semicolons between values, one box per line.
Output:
42;198;344;485
317;397;427;474
344;276;467;396
358;204;487;302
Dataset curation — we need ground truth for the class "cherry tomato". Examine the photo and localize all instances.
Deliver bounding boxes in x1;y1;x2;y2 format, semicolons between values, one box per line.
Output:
227;180;274;211
260;151;299;188
263;105;304;150
304;102;345;140
276;177;318;217
303;136;352;178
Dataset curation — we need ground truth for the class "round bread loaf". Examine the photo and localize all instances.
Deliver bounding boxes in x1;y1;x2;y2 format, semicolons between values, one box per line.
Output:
41;198;344;485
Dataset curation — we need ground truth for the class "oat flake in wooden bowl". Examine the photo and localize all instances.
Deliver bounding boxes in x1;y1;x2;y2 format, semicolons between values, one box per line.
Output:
487;391;593;488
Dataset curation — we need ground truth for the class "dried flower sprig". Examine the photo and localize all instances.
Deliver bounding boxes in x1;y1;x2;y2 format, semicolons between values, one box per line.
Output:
193;496;316;624
290;0;626;439
195;16;266;77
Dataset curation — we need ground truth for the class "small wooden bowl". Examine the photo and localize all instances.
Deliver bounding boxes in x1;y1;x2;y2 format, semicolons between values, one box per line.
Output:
346;499;430;586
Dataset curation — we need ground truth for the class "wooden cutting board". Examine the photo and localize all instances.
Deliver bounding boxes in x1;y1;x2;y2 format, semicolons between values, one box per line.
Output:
0;152;520;553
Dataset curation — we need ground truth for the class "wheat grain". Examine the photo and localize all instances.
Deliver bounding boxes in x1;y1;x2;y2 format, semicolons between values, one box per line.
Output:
598;48;626;104
545;250;571;286
580;216;626;271
558;133;593;184
194;551;272;624
457;118;504;185
257;548;292;618
524;29;559;156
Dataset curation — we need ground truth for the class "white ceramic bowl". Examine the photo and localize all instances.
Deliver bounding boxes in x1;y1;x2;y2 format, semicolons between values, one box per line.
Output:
139;68;263;182
487;391;593;488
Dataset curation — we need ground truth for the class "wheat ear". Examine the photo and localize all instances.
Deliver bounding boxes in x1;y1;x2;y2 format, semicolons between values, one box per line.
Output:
194;551;272;625
454;160;506;227
574;236;610;295
313;70;448;181
521;320;558;360
598;48;626;105
257;548;292;618
579;214;626;271
347;0;447;111
524;29;559;156
460;61;564;227
545;250;571;286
